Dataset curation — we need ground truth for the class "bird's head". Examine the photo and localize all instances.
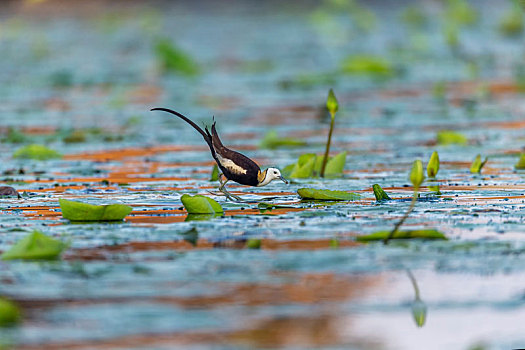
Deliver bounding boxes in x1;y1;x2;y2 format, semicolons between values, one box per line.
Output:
258;167;288;187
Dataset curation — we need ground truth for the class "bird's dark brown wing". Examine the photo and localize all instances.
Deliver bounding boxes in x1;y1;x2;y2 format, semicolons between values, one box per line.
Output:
210;123;261;186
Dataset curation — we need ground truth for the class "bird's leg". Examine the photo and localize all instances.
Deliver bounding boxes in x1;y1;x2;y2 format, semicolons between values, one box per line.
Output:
208;173;227;196
207;174;244;201
218;179;244;202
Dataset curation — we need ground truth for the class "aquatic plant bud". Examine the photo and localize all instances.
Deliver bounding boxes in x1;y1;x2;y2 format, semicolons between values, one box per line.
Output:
409;159;425;189
372;184;391;202
426;151;440;178
470;154;488;174
411;298;427;327
320;88;340;178
326;88;339;116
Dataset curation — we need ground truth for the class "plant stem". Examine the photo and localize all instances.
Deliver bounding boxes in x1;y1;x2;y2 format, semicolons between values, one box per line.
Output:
406;269;420;299
383;188;419;245
320;113;335;177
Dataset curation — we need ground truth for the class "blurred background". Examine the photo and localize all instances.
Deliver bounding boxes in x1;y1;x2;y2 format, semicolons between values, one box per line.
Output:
2;0;524;134
1;1;525;349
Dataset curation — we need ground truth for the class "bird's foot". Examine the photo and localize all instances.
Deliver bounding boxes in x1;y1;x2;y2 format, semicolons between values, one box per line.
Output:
207;189;245;202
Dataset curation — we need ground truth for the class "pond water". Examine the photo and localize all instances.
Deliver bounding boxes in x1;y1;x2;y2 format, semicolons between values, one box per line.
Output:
0;1;525;349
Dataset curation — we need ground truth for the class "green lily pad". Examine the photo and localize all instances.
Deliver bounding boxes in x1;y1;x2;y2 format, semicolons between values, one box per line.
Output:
4;127;27;144
372;184;391;201
260;130;307;149
0;298;21;327
297;188;361;201
445;0;478;26
436;130;467;145
340;55;394;77
290;154;316;178
181;194;223;214
281;162;296;178
1;230;68;260
59;199;132;221
499;3;523;37
13;144;62;160
246;239;262;249
356;229;447;242
154;38;200;76
324;151;347;176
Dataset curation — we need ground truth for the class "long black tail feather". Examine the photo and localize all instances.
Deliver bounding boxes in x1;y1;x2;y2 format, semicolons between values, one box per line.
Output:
150;108;214;152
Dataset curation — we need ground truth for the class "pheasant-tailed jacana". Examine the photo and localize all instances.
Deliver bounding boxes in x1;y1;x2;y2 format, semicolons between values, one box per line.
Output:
151;108;288;201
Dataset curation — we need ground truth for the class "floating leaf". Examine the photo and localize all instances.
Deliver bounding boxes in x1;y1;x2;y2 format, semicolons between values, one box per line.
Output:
59;199;132;221
324;151;347;176
63;130;87;143
181;194;223;214
515;153;525;169
412;298;427;327
445;0;478;26
436;130;467;145
356;229;447;242
210;164;219;182
0;298;21;327
0;186;21;198
470;154;488;174
499;2;524;37
1;230;67;260
290;154;316;178
154;38;200;76
281;162;296;177
326;88;339;115
13;144;62;160
426;151;440;178
298;188;361;201
372;184;391;202
3;127;27;144
246;239;262;249
260;130;307;149
340;55;394;77
409;160;425;189
278;72;337;90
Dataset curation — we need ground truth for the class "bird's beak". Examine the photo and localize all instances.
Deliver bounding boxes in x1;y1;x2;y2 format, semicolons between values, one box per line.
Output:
279;176;289;184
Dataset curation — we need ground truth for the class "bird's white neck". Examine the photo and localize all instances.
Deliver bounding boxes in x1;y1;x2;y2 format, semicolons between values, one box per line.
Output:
257;169;273;187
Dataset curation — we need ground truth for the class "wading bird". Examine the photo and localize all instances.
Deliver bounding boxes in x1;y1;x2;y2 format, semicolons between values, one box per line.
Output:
151;108;288;201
